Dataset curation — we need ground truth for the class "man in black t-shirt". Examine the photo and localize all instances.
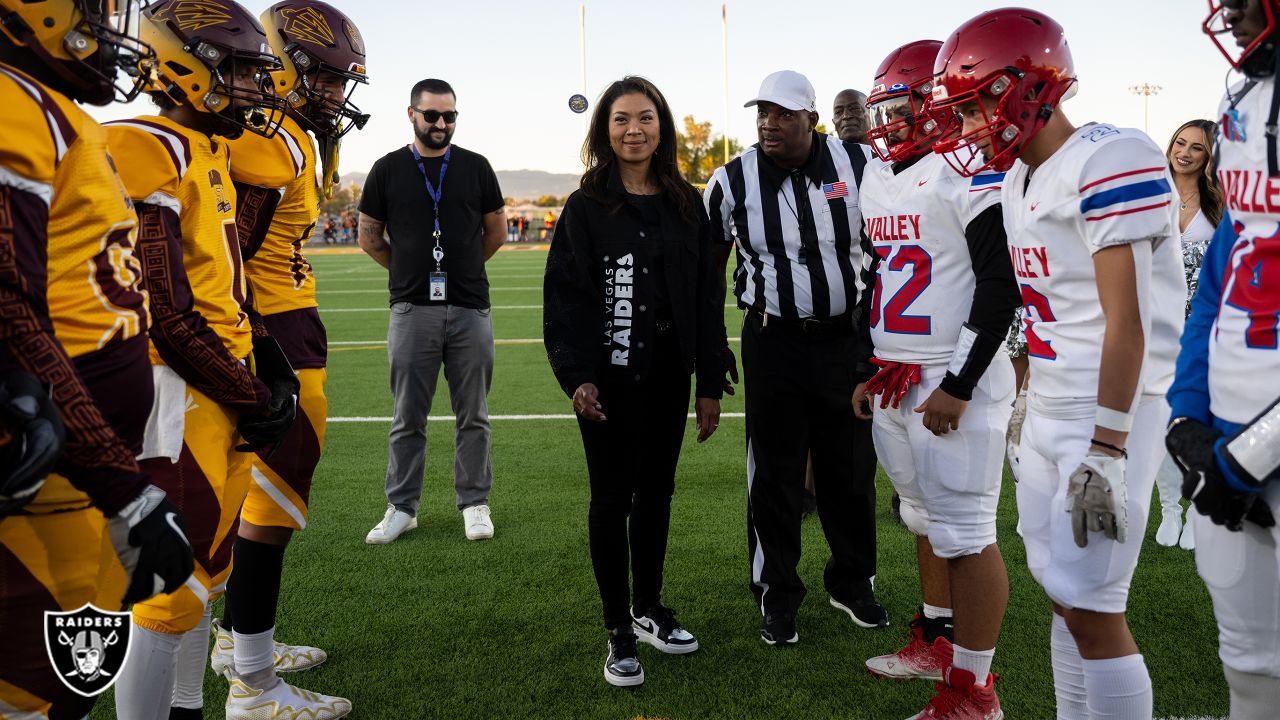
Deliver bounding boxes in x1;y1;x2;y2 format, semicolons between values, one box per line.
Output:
357;78;506;545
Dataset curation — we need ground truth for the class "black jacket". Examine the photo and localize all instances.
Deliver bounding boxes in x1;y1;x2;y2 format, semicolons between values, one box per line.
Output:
543;169;727;400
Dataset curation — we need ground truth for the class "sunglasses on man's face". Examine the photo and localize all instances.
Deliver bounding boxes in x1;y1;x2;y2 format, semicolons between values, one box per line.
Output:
413;108;458;124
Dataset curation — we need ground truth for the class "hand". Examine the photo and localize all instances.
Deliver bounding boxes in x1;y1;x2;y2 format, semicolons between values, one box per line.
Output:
1167;418;1275;531
1066;451;1128;547
914;387;968;436
851;382;873;421
236;378;298;456
573;383;606;422
0;369;63;517
695;397;721;443
722;347;739;396
107;485;194;605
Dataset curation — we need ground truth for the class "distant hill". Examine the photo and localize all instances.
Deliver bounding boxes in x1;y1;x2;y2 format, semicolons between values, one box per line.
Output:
339;169;579;201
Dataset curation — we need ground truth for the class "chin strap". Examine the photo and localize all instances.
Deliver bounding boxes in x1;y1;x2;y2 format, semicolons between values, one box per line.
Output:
318;134;341;200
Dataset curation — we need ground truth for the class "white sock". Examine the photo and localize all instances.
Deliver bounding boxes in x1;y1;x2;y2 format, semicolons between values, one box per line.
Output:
113;623;182;720
953;644;995;684
171;606;211;709
922;603;953;620
1082;654;1153;720
233;625;279;690
1051;615;1088;720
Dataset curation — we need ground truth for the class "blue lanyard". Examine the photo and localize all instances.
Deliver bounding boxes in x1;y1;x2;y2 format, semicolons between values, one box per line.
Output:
409;144;450;240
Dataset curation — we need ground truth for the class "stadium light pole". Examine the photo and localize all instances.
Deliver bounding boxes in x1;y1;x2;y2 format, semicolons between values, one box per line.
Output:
722;1;730;164
580;2;587;136
1129;83;1161;136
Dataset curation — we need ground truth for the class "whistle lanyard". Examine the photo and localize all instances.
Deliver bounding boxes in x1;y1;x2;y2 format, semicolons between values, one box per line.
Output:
410;144;450;267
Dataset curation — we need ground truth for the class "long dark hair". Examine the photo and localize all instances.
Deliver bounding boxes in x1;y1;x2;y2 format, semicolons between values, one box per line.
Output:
1165;119;1224;228
580;76;697;224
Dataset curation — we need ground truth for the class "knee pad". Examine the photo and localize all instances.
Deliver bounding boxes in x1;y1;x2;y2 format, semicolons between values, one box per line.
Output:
927;521;996;560
1225;666;1280;720
129;583;207;635
899;498;930;537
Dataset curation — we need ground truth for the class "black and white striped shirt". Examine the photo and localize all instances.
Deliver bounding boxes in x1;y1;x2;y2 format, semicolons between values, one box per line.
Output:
704;132;871;320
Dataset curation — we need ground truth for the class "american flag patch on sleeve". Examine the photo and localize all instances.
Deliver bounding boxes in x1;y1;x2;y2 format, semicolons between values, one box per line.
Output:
823;181;848;199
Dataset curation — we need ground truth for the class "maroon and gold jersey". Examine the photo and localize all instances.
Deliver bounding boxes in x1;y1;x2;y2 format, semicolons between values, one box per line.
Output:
0;63;147;359
231;114;319;315
106;116;253;362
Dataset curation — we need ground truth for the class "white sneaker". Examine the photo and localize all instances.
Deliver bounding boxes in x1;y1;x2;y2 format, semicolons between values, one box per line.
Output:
210;620;329;678
1155;506;1183;547
365;504;417;545
225;677;351;719
1179;511;1196;550
463;504;494;540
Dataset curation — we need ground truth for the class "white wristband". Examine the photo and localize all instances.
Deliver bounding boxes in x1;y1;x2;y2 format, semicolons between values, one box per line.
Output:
1095;406;1133;433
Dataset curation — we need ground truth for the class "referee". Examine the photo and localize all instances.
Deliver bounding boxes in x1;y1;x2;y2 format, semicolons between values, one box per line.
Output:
704;70;885;645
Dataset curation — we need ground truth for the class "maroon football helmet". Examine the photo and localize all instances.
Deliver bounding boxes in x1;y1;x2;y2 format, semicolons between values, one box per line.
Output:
261;1;369;139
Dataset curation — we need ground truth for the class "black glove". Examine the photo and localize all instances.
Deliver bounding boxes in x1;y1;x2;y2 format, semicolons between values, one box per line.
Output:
0;369;64;517
235;378;298;455
107;485;195;605
1167;417;1275;531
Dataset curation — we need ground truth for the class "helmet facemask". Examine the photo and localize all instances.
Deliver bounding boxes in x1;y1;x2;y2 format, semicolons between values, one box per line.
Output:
1204;0;1279;76
866;79;952;164
283;52;369;138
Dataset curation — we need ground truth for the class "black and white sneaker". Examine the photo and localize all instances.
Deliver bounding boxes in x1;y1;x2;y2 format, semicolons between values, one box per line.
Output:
604;629;644;687
830;582;890;629
760;611;798;646
631;605;699;655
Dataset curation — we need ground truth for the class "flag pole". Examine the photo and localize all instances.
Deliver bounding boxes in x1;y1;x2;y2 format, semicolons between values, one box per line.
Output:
722;2;730;164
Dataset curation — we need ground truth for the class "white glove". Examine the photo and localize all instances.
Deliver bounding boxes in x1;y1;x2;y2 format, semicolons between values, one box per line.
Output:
1066;450;1127;547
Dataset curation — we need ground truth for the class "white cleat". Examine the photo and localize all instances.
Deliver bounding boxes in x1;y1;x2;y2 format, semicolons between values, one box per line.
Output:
211;620;329;678
1179;512;1196;550
1155;506;1183;547
226;677;351;720
463;504;494;540
366;504;417;545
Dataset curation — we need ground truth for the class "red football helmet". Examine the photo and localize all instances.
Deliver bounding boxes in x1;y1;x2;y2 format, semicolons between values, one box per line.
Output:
1203;0;1278;73
930;8;1077;176
865;40;955;163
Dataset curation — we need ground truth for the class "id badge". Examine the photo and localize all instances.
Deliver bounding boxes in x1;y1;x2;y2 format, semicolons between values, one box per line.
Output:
429;271;447;301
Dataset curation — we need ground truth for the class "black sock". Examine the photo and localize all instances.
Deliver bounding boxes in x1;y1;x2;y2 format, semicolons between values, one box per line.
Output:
920;609;955;644
220;596;234;633
225;536;286;635
169;707;203;720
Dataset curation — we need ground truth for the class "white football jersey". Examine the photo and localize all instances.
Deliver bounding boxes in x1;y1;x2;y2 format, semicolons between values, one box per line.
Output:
1002;124;1186;418
861;152;1003;364
1211;78;1280;425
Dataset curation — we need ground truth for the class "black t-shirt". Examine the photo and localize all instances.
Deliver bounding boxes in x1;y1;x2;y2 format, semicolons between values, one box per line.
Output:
359;144;504;308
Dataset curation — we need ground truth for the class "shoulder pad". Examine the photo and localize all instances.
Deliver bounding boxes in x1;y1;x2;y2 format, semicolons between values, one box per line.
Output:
0;67;78;193
104;120;189;204
229;120;307;188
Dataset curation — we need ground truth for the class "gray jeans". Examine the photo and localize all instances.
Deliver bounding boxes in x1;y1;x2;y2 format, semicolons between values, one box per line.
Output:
385;302;494;515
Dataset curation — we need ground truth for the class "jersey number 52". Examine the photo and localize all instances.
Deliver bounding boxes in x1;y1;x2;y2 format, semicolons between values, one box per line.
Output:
870;245;932;334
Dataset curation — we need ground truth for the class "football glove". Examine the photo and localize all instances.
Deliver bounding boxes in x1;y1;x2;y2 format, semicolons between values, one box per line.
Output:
1066;450;1127;547
0;369;64;517
1167;417;1275;531
107;485;195;605
863;359;922;410
236;335;300;456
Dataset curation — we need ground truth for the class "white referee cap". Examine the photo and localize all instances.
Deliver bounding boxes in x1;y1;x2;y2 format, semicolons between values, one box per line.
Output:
745;70;817;113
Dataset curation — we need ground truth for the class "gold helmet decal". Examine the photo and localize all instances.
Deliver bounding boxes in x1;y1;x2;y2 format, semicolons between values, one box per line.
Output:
280;6;336;47
162;1;234;33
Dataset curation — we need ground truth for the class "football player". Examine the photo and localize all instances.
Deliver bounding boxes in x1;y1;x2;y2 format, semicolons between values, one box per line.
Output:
101;2;317;718
205;0;368;715
0;0;195;716
1166;1;1280;716
932;9;1186;719
852;40;1020;719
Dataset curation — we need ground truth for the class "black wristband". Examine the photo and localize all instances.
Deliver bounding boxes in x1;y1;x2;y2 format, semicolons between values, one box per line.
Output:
1090;438;1128;458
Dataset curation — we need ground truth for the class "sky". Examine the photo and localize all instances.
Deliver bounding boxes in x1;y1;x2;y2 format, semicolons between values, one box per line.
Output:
87;0;1234;177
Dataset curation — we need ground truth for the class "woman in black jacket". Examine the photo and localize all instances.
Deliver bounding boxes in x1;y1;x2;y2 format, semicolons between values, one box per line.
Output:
543;76;727;688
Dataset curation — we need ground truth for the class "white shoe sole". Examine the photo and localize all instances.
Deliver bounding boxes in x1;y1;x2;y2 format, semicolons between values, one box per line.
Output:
760;631;799;646
603;666;644;687
864;659;943;682
465;527;493;540
365;518;417;544
632;620;699;655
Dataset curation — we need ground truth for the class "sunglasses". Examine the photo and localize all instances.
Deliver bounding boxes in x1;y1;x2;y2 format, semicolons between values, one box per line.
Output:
413;108;458;124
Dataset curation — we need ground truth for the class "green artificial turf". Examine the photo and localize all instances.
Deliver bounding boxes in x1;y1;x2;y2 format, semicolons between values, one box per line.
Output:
90;248;1227;719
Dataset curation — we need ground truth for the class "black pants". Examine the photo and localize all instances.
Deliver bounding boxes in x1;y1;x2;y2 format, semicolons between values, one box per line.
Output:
741;311;878;617
577;330;690;630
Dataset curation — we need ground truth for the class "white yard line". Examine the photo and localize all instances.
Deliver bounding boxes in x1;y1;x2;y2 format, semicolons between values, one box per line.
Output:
319;287;540;294
330;412;747;423
319;304;739;313
330;337;743;346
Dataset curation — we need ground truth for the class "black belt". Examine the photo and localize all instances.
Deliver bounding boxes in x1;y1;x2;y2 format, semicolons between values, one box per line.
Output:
747;307;853;336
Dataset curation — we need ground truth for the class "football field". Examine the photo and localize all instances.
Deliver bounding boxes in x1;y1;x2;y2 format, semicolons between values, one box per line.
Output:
93;246;1227;719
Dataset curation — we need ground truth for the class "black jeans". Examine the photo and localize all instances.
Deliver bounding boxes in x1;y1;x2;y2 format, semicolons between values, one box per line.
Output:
577;329;690;630
741;311;878;618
